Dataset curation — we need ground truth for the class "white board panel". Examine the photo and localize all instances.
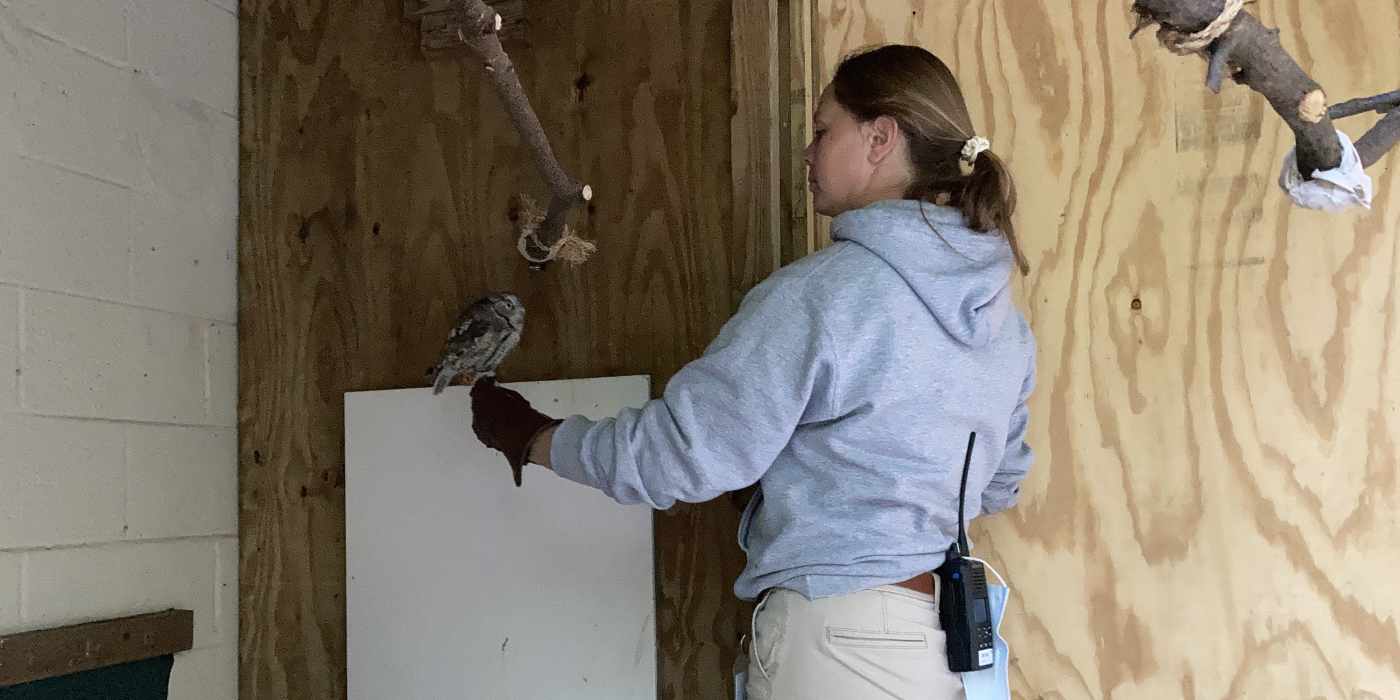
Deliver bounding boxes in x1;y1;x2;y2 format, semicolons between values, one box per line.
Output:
346;377;655;700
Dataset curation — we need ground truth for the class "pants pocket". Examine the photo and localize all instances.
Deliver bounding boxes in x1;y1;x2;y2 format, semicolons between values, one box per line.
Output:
751;591;785;679
825;627;928;649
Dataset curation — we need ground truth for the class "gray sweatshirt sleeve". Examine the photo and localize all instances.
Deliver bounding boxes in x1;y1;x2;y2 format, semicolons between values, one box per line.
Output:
981;346;1036;516
549;274;835;509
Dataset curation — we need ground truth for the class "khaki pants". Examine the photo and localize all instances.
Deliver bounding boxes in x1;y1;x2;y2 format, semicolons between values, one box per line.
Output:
746;585;966;700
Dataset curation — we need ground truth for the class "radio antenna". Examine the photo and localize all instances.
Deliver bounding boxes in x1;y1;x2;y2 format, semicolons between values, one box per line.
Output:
957;432;976;557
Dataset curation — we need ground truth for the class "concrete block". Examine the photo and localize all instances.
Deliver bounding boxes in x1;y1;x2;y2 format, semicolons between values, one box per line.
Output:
0;415;126;550
0;285;17;413
24;291;208;424
203;0;238;16
22;538;220;648
5;0;129;65
126;76;238;217
131;188;237;323
0;19;23;156
214;538;237;647
0;552;20;632
6;32;142;185
129;0;237;114
127;425;237;539
206;323;236;427
0;154;133;301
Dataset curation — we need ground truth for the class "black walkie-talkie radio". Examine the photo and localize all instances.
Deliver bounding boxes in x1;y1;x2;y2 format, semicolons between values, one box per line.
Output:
934;432;995;672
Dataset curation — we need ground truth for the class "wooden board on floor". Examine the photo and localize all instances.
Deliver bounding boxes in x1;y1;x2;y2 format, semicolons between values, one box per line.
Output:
813;0;1400;697
238;0;784;698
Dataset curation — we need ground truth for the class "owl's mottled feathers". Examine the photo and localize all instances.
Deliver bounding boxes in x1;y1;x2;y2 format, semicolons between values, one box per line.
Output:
427;292;526;394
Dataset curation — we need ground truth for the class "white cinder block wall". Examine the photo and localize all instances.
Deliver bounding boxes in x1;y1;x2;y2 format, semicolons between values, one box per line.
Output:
0;0;238;697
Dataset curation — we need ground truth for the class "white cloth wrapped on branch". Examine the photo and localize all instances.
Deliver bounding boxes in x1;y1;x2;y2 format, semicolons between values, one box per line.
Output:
1278;130;1373;213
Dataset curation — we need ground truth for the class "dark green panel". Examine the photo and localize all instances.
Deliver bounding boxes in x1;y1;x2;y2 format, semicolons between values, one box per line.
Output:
0;655;174;700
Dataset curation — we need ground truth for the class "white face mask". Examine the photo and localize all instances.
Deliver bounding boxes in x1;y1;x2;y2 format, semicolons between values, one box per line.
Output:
959;581;1012;700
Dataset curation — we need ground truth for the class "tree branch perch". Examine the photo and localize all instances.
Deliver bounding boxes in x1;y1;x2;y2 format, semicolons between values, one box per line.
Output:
1132;0;1399;183
1352;109;1400;168
450;0;592;268
1330;89;1400;168
1329;90;1400;120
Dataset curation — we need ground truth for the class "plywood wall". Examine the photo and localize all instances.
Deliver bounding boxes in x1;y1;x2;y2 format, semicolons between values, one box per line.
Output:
815;1;1400;697
238;0;776;698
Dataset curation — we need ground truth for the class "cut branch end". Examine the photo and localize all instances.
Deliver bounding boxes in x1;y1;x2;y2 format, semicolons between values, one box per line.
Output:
1299;89;1328;124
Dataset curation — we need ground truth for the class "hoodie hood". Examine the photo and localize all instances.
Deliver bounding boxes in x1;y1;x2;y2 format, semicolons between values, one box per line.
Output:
830;199;1015;348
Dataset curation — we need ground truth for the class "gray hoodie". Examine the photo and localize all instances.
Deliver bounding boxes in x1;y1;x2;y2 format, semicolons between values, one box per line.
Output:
551;199;1037;601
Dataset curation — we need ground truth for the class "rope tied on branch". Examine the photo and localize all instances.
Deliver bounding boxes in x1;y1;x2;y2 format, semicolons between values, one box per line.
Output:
1157;0;1244;55
514;195;597;267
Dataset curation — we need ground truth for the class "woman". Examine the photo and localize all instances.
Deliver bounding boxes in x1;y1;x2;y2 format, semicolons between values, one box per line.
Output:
470;44;1036;700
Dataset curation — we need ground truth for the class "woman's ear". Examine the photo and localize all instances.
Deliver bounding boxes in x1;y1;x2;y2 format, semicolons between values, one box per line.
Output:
864;115;903;165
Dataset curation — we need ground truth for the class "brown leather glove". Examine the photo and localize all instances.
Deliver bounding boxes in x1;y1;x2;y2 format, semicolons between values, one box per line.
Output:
469;377;561;487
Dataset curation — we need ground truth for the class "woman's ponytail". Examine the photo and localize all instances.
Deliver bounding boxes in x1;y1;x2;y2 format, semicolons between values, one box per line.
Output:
961;150;1028;276
832;45;1033;277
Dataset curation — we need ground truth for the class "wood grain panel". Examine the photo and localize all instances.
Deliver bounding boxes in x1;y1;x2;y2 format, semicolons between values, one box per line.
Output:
814;1;1400;697
239;0;775;698
779;0;819;262
733;0;783;290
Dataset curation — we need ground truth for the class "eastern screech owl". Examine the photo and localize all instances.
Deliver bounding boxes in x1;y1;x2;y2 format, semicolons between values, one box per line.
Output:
427;292;525;394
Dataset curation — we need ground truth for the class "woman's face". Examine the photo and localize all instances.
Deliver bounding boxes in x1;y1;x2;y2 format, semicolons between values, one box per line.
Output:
803;85;912;217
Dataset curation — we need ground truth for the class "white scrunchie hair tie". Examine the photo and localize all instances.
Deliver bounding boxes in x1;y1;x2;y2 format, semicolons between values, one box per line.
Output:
960;136;991;163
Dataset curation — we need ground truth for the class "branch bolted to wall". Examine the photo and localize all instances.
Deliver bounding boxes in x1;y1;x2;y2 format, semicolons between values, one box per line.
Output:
1131;0;1398;206
440;0;595;268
